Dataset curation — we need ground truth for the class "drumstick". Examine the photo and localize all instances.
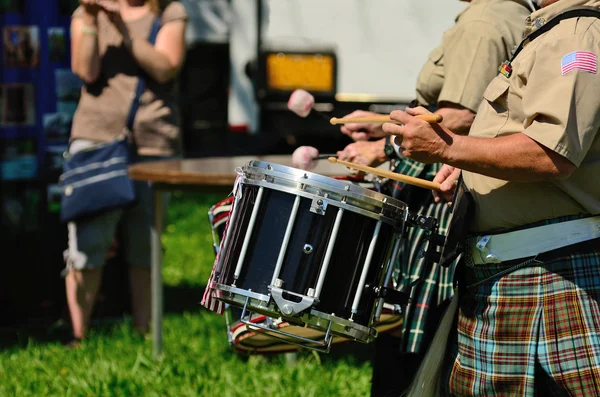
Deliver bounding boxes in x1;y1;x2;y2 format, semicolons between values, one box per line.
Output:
312;154;337;160
328;157;442;192
329;114;443;125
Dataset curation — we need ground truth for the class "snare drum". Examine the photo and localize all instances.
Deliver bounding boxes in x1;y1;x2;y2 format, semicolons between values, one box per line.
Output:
210;161;407;351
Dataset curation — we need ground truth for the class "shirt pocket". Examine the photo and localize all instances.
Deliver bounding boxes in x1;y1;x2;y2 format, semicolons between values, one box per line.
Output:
482;75;510;113
472;75;511;138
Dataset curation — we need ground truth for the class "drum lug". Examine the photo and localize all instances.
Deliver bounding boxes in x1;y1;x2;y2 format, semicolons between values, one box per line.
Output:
310;197;328;215
406;211;439;233
270;286;315;316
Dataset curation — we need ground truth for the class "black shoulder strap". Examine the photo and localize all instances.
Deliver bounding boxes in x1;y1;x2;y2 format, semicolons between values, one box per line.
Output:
511;9;600;61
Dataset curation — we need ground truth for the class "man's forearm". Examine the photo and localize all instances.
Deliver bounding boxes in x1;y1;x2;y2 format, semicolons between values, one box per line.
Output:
436;104;475;136
445;132;575;181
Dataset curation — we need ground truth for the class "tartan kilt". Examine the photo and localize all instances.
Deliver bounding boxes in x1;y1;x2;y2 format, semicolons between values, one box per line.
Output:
383;160;456;353
448;248;600;396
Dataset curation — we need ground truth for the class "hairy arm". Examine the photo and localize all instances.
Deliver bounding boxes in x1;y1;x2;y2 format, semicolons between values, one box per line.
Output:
385;110;576;182
445;132;576;181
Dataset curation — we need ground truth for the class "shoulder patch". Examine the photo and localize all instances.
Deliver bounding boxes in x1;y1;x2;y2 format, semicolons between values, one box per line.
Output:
561;51;597;75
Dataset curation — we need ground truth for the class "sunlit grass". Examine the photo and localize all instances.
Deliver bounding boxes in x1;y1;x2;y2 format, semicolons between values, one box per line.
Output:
0;192;373;397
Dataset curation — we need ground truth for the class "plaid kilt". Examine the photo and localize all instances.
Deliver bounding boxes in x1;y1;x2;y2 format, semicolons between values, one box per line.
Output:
448;234;600;395
383;158;456;353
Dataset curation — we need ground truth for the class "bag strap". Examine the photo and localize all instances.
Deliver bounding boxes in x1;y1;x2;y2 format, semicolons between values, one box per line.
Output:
126;16;162;138
511;9;600;62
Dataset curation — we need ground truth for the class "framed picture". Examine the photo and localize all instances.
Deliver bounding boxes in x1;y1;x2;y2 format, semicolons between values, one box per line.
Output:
0;138;38;181
48;27;67;63
3;26;40;68
43;113;72;141
0;84;36;126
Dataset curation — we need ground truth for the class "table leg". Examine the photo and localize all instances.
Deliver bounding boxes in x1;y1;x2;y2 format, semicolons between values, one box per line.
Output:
151;188;164;358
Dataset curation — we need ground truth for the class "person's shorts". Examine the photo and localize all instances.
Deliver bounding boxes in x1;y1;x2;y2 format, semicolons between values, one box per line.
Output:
63;139;170;272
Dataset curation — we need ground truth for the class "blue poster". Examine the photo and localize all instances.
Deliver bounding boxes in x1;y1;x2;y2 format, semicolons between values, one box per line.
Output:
1;0;80;231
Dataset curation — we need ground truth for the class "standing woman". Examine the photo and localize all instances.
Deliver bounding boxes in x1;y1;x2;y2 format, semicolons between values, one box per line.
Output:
65;0;187;343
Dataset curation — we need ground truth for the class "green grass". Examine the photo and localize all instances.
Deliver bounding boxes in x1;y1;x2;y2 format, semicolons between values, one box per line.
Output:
0;192;373;397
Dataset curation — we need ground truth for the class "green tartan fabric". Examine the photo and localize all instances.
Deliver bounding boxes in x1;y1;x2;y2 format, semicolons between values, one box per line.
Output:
382;158;456;353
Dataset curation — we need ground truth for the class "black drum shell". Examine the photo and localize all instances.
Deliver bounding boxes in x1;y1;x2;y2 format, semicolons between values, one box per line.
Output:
218;184;399;327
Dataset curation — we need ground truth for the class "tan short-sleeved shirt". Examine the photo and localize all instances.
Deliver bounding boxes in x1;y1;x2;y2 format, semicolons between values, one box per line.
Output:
70;2;188;156
463;0;600;232
416;0;531;112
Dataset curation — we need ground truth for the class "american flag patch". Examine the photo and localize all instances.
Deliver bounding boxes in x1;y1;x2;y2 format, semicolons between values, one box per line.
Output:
561;51;597;75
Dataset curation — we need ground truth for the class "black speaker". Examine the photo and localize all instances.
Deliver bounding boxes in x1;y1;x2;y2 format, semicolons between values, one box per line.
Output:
179;42;230;157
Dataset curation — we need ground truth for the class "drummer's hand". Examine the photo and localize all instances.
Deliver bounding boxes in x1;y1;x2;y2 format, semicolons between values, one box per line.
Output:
433;164;461;204
382;106;453;164
340;110;386;141
337;140;388;168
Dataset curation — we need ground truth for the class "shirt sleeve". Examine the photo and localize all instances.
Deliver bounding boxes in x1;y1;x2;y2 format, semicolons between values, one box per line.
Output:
521;35;600;167
438;21;508;113
162;1;189;25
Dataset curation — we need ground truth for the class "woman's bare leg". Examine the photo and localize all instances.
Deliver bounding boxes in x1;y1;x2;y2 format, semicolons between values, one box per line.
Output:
65;268;103;339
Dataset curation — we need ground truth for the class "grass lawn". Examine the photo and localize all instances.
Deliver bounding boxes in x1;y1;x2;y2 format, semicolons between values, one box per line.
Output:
0;192;373;397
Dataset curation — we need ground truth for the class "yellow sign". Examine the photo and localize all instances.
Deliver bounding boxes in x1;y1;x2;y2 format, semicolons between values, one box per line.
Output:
266;53;335;92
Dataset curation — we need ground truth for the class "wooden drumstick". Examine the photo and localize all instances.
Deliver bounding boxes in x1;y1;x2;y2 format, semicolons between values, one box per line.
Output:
329;114;443;125
328;157;442;192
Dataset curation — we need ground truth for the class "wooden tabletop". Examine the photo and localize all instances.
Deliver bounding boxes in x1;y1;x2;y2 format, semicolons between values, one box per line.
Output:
128;155;360;186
